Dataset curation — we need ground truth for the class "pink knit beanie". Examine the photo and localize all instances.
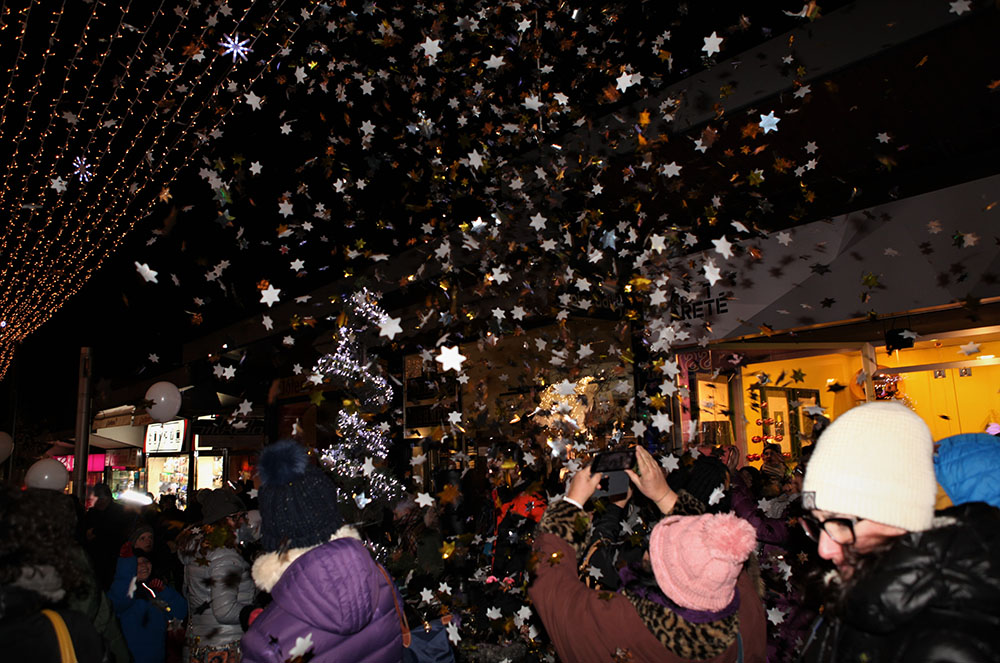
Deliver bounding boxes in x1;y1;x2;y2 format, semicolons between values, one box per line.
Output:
649;512;757;612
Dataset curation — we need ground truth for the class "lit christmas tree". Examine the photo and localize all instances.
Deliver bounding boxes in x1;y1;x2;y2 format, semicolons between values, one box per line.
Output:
312;288;405;527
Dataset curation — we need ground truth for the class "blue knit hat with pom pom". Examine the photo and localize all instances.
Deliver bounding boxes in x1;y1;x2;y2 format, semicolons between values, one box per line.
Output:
257;439;344;551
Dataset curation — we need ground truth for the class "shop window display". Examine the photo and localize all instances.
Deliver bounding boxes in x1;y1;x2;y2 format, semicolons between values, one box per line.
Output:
147;455;190;508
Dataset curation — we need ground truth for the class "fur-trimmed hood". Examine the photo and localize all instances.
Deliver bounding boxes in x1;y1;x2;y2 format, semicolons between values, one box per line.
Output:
251;524;361;592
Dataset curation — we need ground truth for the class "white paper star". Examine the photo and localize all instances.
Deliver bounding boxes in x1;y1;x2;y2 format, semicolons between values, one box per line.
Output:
631;420;647;437
487;606;502;619
523;94;542;111
708;485;726;506
651;411;673;433
421;37;442;60
289;633;314;658
702;31;723;56
660;454;680;472
411;454;427;467
554;379;577;396
959;341;980;356
704;260;722;286
135;262;158;283
660;161;682;178
485;54;505;69
949;0;971;15
767;607;786;625
362;457;375;476
759;111;780;134
420;588;434;603
776;231;792;246
379;315;403;340
446;621;460;646
415;492;434;508
438;581;452;595
260;284;281;307
436;345;466;372
712;236;734;259
237;399;252;416
244;91;262;110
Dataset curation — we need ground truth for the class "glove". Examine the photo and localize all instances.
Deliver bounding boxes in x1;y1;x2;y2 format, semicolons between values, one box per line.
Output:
119;543;134;557
147;578;165;592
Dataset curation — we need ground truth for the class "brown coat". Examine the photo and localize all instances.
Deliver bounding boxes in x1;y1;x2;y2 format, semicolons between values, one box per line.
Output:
529;509;767;663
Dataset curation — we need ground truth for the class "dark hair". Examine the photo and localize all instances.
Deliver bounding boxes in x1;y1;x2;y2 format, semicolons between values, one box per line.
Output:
820;537;899;615
0;486;89;597
92;483;112;500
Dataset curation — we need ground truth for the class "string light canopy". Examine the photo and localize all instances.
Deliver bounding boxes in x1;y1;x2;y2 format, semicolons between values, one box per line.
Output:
0;0;318;379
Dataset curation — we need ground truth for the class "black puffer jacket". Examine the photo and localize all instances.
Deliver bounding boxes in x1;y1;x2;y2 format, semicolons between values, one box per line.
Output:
802;502;1000;663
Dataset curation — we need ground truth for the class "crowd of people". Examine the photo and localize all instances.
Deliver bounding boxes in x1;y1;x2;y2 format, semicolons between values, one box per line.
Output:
1;401;999;662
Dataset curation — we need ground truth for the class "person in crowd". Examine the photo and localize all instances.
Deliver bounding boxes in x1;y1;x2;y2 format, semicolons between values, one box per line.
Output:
759;443;789;482
84;482;132;590
177;488;256;663
486;442;547;581
241;440;402;660
0;485;108;663
529;446;766;663
109;543;187;663
241;440;404;663
800;401;1000;662
934;432;1000;509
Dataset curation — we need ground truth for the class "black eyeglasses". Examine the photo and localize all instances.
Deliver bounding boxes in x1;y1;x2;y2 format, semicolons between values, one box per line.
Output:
800;514;864;545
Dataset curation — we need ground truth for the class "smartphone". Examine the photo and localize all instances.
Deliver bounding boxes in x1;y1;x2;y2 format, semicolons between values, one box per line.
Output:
591;448;633;499
591;448;634;473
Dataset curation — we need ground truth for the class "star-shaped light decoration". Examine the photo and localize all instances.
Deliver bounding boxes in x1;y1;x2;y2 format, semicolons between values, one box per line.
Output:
219;33;252;63
73;156;92;182
435;345;466;372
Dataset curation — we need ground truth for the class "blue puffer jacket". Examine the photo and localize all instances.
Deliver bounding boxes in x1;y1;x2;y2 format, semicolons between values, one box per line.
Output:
242;526;404;663
934;433;1000;508
107;556;187;663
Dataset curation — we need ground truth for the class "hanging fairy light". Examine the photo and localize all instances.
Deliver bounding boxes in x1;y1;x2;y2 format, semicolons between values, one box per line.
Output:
0;0;320;379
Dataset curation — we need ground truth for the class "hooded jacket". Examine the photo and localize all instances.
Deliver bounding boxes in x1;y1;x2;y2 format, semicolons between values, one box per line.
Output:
107;555;187;663
177;523;256;649
241;526;404;663
0;581;105;663
802;502;1000;663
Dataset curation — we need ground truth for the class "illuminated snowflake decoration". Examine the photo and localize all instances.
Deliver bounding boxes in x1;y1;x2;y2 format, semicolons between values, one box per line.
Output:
73;156;92;182
219;33;251;63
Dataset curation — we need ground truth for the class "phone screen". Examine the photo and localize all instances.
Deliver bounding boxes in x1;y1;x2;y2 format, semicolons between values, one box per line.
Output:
591;449;633;473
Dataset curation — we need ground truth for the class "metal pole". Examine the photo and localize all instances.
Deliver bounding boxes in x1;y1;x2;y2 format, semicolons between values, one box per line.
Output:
73;347;92;499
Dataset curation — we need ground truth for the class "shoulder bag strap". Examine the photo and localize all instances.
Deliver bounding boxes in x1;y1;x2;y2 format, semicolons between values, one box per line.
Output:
41;609;79;663
376;564;412;647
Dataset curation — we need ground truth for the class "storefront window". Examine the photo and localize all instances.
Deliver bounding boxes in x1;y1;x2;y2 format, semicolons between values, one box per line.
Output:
195;454;224;492
147;455;190;508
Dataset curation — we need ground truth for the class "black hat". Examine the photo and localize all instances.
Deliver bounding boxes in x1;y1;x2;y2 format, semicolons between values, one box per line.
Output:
682;455;729;510
257;440;344;552
200;489;246;525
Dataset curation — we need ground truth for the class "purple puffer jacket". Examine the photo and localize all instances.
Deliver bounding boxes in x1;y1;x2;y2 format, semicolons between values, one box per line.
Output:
242;537;404;663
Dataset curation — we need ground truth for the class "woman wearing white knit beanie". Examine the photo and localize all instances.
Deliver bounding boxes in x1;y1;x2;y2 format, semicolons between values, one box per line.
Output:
799;401;1000;663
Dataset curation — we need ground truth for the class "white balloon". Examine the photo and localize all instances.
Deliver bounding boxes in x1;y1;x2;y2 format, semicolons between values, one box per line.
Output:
0;432;12;464
25;458;69;491
145;381;182;422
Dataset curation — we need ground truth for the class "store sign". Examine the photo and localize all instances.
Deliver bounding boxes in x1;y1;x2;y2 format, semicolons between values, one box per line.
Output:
106;448;140;468
670;174;1000;343
145;420;187;453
